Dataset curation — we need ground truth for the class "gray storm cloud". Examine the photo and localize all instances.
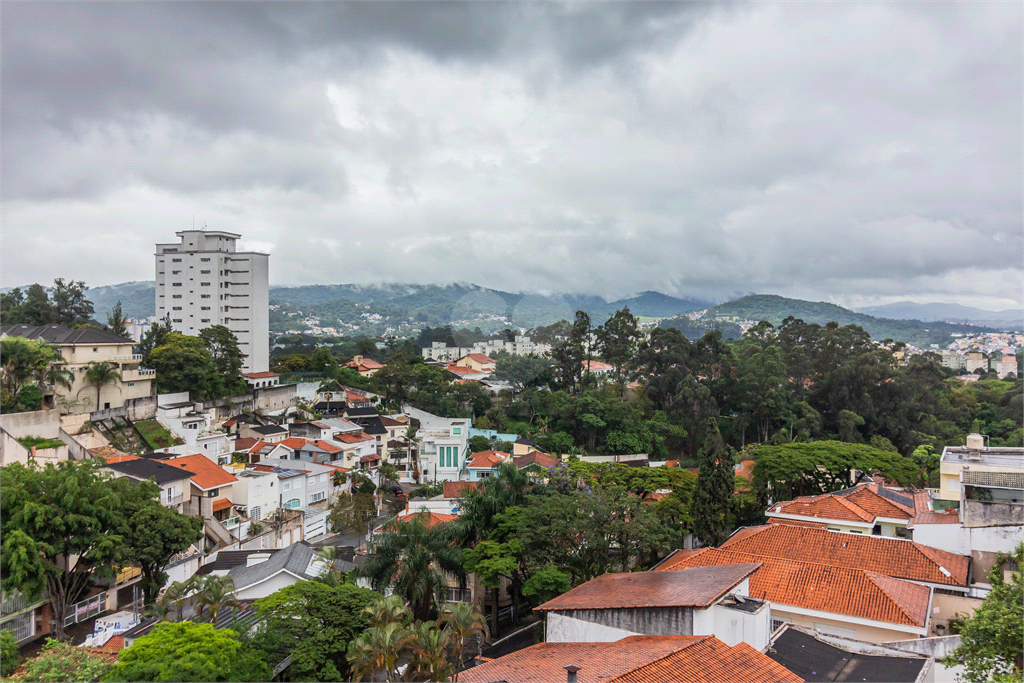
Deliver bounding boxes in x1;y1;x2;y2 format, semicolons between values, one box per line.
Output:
2;1;1020;309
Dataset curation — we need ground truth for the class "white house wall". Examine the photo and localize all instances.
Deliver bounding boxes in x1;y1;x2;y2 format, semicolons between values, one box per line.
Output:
692;602;770;650
235;571;301;601
545;613;639;643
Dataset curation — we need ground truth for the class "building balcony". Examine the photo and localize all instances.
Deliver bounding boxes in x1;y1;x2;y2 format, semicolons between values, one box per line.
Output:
163;493;184;508
120;368;154;382
109;354;144;362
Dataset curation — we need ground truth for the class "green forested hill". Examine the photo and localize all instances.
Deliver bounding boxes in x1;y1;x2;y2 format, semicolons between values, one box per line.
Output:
702;294;994;347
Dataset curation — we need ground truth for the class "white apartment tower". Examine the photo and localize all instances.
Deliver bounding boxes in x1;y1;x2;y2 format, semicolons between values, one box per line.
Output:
155;230;269;373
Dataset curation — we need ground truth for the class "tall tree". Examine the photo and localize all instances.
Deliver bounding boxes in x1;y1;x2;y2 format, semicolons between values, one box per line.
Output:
114;480;203;605
1;460;129;641
356;511;465;622
308;346;338;374
139;314;174;362
105;300;129;339
551;311;590;394
0;287;26;324
148;333;224;400
595;307;641;386
83;361;121;410
690;419;736;547
50;278;94;327
439;601;488;679
199;325;247;391
21;284;56;325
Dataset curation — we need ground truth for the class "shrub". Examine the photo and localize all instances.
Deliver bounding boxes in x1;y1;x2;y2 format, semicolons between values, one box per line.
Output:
16;435;65;450
1;629;19;676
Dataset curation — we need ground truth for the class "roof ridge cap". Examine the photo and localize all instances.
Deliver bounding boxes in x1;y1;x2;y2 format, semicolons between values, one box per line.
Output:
831;495;875;522
863;570;927;627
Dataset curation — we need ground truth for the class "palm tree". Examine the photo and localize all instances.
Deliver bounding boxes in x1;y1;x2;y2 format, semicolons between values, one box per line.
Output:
440;602;488;679
347;622;412;683
82;361;120;410
143;599;173;622
355;511;465;622
407;620;453;682
363;594;412;629
195;575;242;624
315;546;350;586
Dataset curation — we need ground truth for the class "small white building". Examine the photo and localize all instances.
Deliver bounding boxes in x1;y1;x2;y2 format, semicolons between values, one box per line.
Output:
231;469;279;523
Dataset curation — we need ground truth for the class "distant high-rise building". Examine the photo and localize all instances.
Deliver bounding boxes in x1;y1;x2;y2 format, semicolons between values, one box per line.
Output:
155;230;269;373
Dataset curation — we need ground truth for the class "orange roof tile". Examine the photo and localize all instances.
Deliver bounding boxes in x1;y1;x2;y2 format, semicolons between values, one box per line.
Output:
513;451;560;468
243;371;279;379
232;437;259;452
166;454;238;490
536;564;761;611
380;416;407;427
657;548;930;627
467;450;509;469
336;432;375;444
465;353;496;364
908;510;961;527
346;390;372;403
719;524;969;586
94;636;125;653
106;453;141;464
767;483;918;526
446;364;480;375
378;510;458;532
459;636;802;683
582;359;615;371
278;437;308;450
310;439;342;453
212;498;233;512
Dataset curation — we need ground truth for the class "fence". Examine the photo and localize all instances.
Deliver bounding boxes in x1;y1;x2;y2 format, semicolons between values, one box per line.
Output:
63;593;105;627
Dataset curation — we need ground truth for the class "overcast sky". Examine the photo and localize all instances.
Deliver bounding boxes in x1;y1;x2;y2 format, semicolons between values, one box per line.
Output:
2;2;1021;309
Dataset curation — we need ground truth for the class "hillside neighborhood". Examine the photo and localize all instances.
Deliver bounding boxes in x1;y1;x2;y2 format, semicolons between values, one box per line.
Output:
0;253;1021;682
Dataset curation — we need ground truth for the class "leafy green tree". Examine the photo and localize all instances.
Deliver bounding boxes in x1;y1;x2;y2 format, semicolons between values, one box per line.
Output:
490;351;553;397
1;460;128;641
1;337;65;411
690;420;736;547
1;629;19;676
464;540;520;637
356;511;465;622
372;360;413;407
308;347;338;375
355;339;379;357
1;287;27;324
148;334;224;400
15;638;112;682
346;622;411;683
106;301;129;339
194;575;243;624
468;435;492;453
104;622;270;682
910;444;939;487
595;307;641;386
199;325;247;393
115;481;203;605
254;581;378;681
83;362;120;411
752;441;920;505
406;620;452;682
138;314;174;364
521;562;571;606
51;279;95;327
22;284;57;326
942;544;1023;682
550;311;590;393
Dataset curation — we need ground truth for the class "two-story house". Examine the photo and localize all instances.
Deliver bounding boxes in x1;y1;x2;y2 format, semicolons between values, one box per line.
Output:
0;324;155;413
168;453;238;522
102;457;194;512
405;406;469;483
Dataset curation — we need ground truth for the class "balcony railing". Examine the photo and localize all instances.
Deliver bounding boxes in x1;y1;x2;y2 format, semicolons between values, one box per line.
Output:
1;590;47;617
164;494;184;507
223;516;242;529
109;354;144;361
139;367;156;376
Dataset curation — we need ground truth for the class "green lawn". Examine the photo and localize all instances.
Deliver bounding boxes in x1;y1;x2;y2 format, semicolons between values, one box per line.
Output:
134;419;184;449
16;435;65;450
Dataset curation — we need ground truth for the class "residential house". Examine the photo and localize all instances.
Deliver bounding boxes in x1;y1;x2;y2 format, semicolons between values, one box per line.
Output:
466;450;512;481
656;524;972;641
259;463;330;539
214;543;327;600
406;406;469;483
768;625;932;683
512;437;541;457
243;371;280;389
454;353;497;372
513;450;560;470
351;415;389;452
582;359;615;376
764;482;926;538
334;431;379;469
238;423;290;443
0;324;155;413
459;635;802;683
102;457;194;513
230;469;279;523
265;436;342;465
343;355;384;377
288;421;335;441
170;453;238;523
537;564;771;650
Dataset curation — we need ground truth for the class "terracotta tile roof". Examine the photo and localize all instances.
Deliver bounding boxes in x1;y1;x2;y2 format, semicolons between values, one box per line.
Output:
380;416;407;427
446;364;480;375
513;451;560;468
719;524;969;586
468;450;510;469
767;483;918;526
232;437;259;452
359;454;381;463
89;446;134;461
310;439;342;453
243;371;279;379
94;635;125;652
657;548;930;628
644;491;671;503
336;432;375;444
908;510;961;527
582;359;615;371
378;510;458;532
212;498;233;512
346;390;372;403
735;459;756;481
459;635;802;683
465;353;496;364
321;463;350;473
536;564;761;611
310;421;330;429
105;453;141;464
167;454;238;490
443;480;479;499
278;437;308;450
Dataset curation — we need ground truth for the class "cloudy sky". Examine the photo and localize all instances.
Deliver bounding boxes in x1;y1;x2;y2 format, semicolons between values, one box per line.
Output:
2;2;1021;309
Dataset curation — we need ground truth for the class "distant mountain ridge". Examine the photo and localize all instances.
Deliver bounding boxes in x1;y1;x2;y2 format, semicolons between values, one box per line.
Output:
857;301;1023;325
691;294;997;347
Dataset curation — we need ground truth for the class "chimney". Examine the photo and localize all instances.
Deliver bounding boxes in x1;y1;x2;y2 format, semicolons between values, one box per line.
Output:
354;355;363;366
564;665;580;683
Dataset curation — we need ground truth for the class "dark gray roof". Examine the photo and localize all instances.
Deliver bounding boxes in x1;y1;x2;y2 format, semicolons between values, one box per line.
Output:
197;549;283;576
227;542;317;589
345;406;379;418
768;627;927;682
352;415;386;435
105;458;195;485
0;323;133;345
251;424;289;435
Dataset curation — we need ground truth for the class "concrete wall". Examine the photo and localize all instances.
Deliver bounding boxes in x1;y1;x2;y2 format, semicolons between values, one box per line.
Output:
0;427;32;466
929;593;982;636
913;523;1024;581
963;500;1024;527
88;395;159;423
58;428;91;461
255;384;295;413
546;612;638;643
772;607;917;643
549;607;693;636
0;409;61;439
693;602;771;650
884;636;964;683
